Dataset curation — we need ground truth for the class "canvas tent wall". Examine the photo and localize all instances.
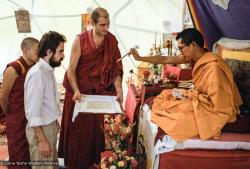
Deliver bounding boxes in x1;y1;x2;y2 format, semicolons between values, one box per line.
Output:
0;0;184;83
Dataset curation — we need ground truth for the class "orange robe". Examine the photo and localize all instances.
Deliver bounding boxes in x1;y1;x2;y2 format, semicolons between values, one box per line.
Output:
5;57;31;169
151;52;242;141
58;30;123;169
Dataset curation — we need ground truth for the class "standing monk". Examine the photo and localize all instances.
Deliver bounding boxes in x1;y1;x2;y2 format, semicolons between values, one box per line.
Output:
58;7;123;169
0;37;39;169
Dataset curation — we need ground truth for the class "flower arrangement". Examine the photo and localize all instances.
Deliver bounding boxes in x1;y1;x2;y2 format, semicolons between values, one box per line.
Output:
102;114;137;169
104;114;135;152
101;150;137;169
151;64;163;84
151;64;162;75
143;70;150;77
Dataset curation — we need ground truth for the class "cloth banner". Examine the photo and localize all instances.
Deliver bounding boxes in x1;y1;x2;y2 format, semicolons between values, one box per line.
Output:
187;0;250;50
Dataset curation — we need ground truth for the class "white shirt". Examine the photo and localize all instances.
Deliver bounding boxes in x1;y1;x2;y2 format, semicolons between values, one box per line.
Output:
24;58;61;127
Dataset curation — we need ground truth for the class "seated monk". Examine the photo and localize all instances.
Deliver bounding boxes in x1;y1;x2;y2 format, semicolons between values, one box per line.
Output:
129;28;242;141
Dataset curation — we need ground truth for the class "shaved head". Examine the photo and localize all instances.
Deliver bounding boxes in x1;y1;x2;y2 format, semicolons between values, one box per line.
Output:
20;37;39;50
91;7;109;24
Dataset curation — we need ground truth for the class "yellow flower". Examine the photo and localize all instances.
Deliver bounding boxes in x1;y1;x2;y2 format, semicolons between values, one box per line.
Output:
108;157;113;162
117;161;125;167
122;150;128;155
101;158;105;163
116;149;121;154
125;156;130;161
101;163;107;169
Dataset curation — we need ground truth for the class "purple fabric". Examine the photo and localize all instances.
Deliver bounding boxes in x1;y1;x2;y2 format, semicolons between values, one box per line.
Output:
191;0;250;50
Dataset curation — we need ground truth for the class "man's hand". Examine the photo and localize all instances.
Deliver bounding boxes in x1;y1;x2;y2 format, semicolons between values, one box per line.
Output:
116;89;124;113
129;48;141;61
114;75;123;103
38;139;52;158
72;90;81;102
116;89;123;103
56;120;60;134
33;126;52;158
172;88;188;100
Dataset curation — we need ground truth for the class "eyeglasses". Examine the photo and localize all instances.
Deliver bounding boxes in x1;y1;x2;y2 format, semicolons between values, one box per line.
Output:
178;44;188;53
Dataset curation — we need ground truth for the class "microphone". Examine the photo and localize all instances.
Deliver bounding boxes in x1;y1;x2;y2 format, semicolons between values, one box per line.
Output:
116;46;139;63
129;69;145;82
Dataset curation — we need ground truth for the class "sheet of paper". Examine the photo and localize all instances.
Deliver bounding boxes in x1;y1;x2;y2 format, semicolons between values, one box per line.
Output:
72;95;123;122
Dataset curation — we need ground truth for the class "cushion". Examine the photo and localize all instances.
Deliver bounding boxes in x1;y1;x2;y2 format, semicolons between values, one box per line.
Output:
225;58;250;114
178;132;250;150
222;114;250;133
223;58;250;133
163;64;192;81
155;128;250;154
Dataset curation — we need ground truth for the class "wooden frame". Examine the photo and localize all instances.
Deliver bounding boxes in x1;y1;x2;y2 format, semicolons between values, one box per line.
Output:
14;10;31;33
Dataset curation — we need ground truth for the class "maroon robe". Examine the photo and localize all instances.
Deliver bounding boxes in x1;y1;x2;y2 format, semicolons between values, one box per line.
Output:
5;57;31;169
58;30;123;169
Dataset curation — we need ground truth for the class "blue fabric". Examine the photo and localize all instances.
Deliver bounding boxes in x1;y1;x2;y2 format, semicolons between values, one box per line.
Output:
191;0;250;50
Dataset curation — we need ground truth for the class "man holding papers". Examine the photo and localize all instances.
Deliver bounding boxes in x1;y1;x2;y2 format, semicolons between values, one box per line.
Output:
58;7;123;169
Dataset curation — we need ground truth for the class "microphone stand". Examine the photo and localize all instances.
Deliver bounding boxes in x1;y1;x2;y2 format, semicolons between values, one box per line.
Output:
129;70;151;85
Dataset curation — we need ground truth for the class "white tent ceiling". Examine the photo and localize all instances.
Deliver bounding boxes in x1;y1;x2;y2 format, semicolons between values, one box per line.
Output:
0;0;184;83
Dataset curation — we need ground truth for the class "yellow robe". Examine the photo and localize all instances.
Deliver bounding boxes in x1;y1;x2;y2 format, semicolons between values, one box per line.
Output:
151;52;242;141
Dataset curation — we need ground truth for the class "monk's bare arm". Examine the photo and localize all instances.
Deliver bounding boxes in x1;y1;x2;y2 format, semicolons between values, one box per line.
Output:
0;67;18;114
114;75;123;103
130;49;185;64
134;55;185;64
67;37;81;101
